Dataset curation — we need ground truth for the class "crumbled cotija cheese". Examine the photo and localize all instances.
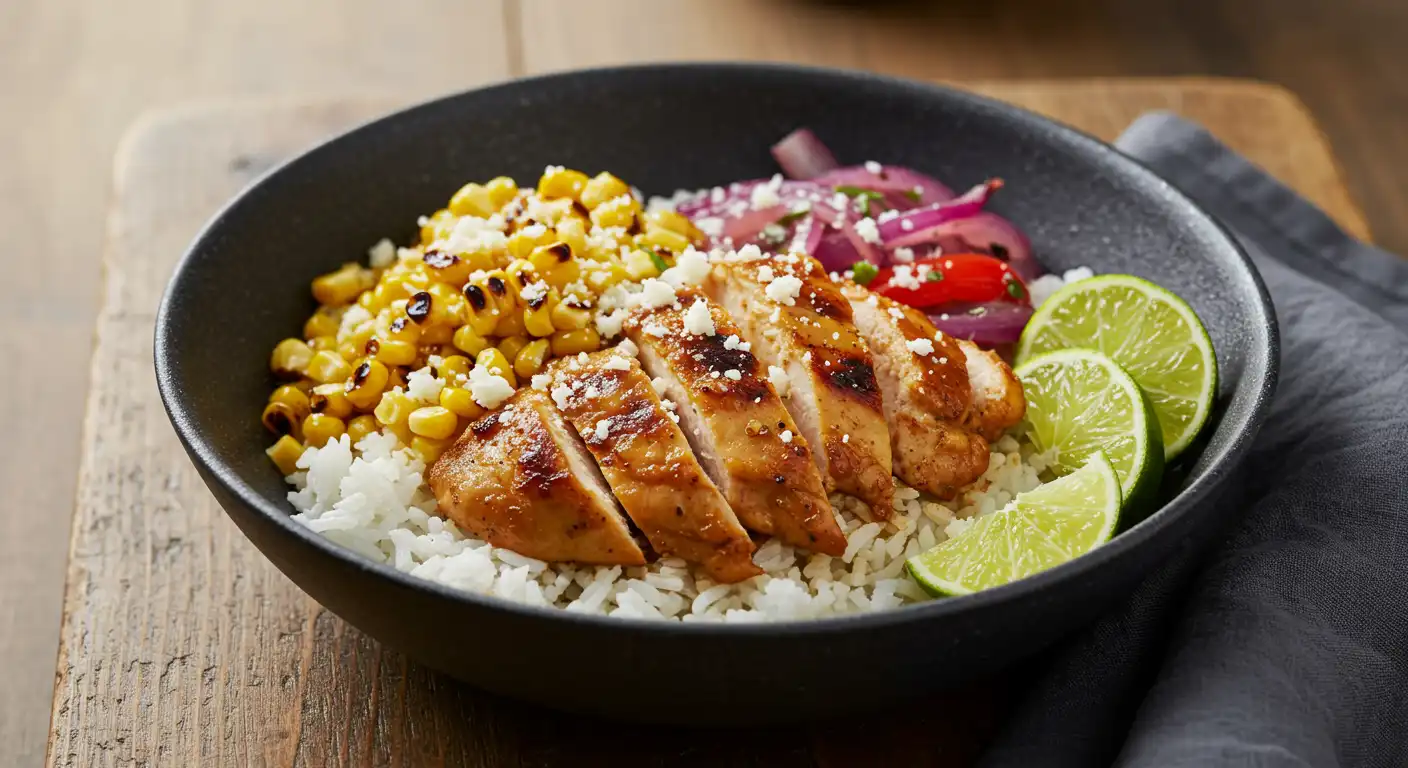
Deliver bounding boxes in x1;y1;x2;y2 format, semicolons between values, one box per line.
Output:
854;217;881;245
683;299;716;336
765;275;803;306
906;338;935;356
767;365;791;397
469;366;515;409
406;367;444;403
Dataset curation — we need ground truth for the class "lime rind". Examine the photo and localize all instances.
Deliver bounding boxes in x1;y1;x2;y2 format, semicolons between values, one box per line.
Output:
1015;274;1217;459
906;452;1121;596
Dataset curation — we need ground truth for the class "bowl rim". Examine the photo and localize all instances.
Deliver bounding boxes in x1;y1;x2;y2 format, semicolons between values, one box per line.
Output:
155;60;1278;637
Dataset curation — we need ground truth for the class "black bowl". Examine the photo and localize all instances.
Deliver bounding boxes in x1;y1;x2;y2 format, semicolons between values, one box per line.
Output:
155;63;1276;724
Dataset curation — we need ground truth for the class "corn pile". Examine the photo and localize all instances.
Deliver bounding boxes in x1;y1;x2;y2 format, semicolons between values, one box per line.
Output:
262;167;705;472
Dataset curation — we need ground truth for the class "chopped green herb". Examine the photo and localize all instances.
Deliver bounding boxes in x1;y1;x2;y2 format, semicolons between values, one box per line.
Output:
834;185;885;216
903;189;923;203
640;246;668;273
926;269;944;282
776;205;811;225
1006;279;1026;299
851;261;879;286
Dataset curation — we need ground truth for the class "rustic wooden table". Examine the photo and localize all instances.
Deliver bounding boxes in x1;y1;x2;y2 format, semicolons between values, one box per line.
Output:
3;1;1404;766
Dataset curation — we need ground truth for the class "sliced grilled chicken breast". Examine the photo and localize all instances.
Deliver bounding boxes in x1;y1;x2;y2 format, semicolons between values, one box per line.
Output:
545;348;760;583
958;340;1027;441
704;254;894;519
623;289;846;556
841;283;990;499
426;388;647;566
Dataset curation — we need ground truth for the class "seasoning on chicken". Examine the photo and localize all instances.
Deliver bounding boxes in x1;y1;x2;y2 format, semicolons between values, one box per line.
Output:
426;387;647;566
958;340;1027;441
623;289;847;556
704;253;894;519
546;348;761;583
841;283;991;499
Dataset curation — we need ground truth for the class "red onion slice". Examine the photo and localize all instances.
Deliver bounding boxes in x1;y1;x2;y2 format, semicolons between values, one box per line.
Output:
771;129;840;180
927;301;1033;347
879;179;1003;248
813;165;955;208
922;212;1040;282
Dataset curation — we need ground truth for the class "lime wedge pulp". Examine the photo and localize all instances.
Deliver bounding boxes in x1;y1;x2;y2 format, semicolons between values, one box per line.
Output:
906;452;1122;596
1015;275;1218;459
1014;348;1164;512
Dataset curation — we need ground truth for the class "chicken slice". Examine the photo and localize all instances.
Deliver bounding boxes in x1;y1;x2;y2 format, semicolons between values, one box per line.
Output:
623;289;846;556
958;340;1027;441
426;387;647;566
841;283;990;499
545;348;761;583
704;254;894;519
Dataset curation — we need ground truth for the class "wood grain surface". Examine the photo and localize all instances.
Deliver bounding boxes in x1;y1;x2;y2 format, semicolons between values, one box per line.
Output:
46;80;1363;768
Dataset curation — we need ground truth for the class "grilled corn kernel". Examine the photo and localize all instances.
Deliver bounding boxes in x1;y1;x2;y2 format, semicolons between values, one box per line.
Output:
475;348;518;388
644;210;700;239
448;182;496;218
373;338;418;366
410;435;451;464
537;166;590;200
621;248;661;281
312;263;371;306
551;328;601;357
292;379;316;393
514;338;551;378
589;194;640;230
308;335;338;352
446;324;485;357
268;385;312;420
549;302;591;331
419;324;453;346
408;406;457;440
507;226;555;260
485;176;518;209
523;302;556;338
436;355;472;381
505;259;538;297
579;172;631;210
528;241;574;275
494;310;527;338
310;383;355;419
261;401;302;438
271;338;314;379
496;335;531;363
266;435;304;476
303;306;343;339
584;262;627;293
462;283;504;336
344;359;391;410
419;208;455;245
302;414;346;447
439;386;484;419
306;350;353;384
422;249;474;286
373;389;416;427
346;414;378;444
642;227;691;254
554;217;588;257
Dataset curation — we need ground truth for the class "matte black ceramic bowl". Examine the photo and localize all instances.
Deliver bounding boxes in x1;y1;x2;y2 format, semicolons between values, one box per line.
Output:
156;63;1276;724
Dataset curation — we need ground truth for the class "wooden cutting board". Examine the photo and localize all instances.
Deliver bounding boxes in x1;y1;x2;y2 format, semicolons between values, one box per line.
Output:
48;79;1368;768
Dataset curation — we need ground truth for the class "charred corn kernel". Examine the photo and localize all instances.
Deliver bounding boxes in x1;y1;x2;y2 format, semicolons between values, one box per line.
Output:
528;241;574;276
426;282;467;323
643;227;690;254
644;210;700;239
410;435;451;463
373;338;418;366
505;259;538;298
448;182;495;218
374;389;416;427
271;338;314;378
310;383;355;419
337;341;362;363
266;435;304;476
514;339;551;378
551;328;601;357
485;176;518;209
622;248;661;281
497;335;531;363
261;402;302;438
436;355;472;381
419;324;453;346
507;226;555;260
463;275;506;335
306;350;352;384
312;263;371;306
292;379;317;393
549;301;591;331
422;249;475;286
308;335;338;352
303;306;343;339
554;217;588;256
346;414;378;445
438;386;484;419
579;172;631;210
378;313;421;345
387;366;409;392
408;406;457;440
523;303;556;338
419;208;455;245
475;348;517;388
344;359;391;410
451;324;489;357
589;194;640;230
537;166;590;200
269;385;312;421
302;414;346;447
494;310;527;338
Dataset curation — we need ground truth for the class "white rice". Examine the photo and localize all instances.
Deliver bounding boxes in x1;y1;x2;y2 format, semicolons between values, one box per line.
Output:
287;429;1044;622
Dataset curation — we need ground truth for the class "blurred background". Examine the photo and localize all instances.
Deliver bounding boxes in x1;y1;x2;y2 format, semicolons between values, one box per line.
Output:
3;0;1403;764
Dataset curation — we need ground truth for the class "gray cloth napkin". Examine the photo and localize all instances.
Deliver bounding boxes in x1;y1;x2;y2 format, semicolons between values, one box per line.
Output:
979;113;1408;768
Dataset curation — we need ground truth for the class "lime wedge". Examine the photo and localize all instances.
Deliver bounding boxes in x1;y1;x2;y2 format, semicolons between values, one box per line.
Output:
1015;275;1217;459
906;452;1122;596
1014;348;1164;512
